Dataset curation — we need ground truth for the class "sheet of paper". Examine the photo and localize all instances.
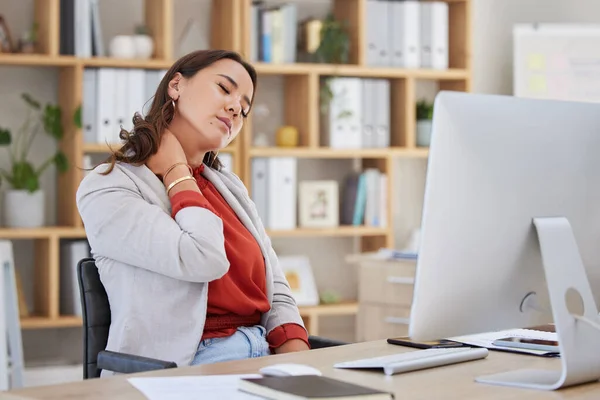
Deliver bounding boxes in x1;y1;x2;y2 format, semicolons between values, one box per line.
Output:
128;374;264;400
448;328;559;356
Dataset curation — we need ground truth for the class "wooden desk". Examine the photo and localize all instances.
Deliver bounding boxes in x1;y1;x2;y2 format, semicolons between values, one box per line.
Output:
2;340;600;399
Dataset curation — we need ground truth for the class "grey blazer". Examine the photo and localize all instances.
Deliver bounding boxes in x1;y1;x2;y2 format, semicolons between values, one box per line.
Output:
76;162;306;376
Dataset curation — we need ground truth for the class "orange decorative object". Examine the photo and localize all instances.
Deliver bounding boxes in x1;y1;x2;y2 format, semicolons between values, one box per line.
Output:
276;125;299;147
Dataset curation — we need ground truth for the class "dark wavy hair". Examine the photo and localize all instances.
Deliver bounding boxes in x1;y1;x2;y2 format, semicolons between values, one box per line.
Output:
102;49;257;175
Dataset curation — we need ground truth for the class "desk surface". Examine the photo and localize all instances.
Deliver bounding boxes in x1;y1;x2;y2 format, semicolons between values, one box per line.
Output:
2;340;600;399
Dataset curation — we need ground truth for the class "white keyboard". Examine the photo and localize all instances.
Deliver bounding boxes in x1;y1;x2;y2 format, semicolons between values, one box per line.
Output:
334;347;489;376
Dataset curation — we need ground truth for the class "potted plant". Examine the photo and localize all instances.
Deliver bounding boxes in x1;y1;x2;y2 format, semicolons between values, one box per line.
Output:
416;100;434;147
0;93;69;228
18;22;38;54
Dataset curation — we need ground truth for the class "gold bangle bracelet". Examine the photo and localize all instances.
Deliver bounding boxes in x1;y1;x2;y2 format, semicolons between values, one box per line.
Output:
163;162;193;182
166;175;196;195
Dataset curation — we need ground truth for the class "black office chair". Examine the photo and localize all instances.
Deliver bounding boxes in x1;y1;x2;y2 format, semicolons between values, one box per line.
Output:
77;257;347;379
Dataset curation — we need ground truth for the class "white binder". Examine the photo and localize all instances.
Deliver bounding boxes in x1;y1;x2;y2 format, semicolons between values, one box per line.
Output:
326;78;362;149
366;1;391;66
0;241;24;391
374;79;390;148
362;79;376;148
421;2;449;70
251;158;269;228
267;157;297;230
391;1;421;68
96;68;117;144
82;68;97;143
113;69;129;143
126;69;146;131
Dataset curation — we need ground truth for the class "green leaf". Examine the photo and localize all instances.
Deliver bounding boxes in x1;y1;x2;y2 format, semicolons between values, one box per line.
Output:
21;93;41;109
0;128;11;146
43;104;63;139
54;151;69;173
10;161;38;191
73;105;82;129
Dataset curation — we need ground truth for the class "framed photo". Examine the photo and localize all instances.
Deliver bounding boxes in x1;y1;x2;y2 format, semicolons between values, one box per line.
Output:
278;255;319;306
299;180;339;228
0;16;13;53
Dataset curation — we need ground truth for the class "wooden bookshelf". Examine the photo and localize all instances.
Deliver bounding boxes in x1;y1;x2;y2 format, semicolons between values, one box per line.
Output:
0;0;471;330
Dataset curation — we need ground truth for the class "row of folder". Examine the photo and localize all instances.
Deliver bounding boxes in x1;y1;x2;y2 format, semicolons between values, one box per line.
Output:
251;158;388;230
321;77;390;149
60;0;104;57
367;0;449;69
82;68;167;145
250;2;298;63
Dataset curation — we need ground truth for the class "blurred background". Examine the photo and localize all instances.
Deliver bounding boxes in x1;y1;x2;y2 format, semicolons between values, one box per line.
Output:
0;0;597;389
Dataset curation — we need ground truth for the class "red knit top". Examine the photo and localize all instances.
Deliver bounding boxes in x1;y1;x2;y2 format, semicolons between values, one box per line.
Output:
169;164;309;350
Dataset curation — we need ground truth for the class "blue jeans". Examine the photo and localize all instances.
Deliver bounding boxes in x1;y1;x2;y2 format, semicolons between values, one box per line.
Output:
191;325;271;365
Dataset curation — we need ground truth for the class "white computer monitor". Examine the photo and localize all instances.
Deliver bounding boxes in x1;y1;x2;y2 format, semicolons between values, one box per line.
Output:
408;91;600;390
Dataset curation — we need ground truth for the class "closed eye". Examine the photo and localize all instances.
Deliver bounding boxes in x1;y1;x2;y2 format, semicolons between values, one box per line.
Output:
218;82;250;118
217;82;230;94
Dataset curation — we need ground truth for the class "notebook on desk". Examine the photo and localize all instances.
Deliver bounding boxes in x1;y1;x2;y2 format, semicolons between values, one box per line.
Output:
447;324;559;357
238;375;394;399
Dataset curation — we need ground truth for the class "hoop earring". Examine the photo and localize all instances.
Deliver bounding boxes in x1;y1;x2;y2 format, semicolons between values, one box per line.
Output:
171;98;176;109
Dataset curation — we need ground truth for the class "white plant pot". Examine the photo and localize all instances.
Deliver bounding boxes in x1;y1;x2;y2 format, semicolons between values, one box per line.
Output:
416;119;433;147
133;34;154;59
109;35;136;58
2;190;45;228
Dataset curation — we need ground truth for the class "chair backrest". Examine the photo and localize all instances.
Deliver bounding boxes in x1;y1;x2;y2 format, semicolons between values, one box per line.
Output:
77;258;111;379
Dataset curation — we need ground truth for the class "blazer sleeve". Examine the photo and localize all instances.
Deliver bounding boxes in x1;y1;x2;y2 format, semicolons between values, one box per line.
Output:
76;166;230;282
222;170;309;339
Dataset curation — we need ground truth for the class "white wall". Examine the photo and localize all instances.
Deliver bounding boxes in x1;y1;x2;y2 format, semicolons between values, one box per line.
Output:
2;0;600;367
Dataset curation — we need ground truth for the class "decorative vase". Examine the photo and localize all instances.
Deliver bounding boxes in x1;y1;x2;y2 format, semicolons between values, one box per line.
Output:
109;35;136;58
2;190;45;228
133;34;154;59
276;126;299;147
416;119;433;147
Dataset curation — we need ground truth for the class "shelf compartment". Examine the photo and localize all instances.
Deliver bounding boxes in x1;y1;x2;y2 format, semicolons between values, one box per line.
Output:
267;226;390;238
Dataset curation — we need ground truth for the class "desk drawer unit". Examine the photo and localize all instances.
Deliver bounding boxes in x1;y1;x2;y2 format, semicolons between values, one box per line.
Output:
357;304;412;341
356;258;417;341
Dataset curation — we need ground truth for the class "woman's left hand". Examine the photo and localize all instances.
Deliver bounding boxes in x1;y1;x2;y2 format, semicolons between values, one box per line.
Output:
274;339;310;354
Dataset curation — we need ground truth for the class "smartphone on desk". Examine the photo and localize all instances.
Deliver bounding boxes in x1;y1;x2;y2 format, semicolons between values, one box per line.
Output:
492;337;559;352
387;336;467;349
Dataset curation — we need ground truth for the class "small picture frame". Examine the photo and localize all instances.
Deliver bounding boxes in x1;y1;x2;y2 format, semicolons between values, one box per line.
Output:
0;15;14;53
299;180;339;228
278;255;319;306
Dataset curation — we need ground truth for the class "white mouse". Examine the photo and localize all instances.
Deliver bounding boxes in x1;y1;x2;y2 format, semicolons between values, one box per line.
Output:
259;363;322;377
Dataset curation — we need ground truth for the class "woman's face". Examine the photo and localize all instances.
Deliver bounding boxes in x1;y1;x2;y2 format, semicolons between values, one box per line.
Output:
167;58;254;153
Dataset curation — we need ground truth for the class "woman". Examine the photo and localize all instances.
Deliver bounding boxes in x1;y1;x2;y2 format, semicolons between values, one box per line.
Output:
76;49;310;376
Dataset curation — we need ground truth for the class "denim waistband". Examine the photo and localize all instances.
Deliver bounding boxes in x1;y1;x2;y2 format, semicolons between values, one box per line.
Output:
203;312;261;331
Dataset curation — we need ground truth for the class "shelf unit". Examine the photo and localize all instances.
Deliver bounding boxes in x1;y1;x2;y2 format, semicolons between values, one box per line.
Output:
0;0;472;332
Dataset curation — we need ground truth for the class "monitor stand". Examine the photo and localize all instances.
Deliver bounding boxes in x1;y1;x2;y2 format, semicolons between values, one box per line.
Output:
476;217;600;390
